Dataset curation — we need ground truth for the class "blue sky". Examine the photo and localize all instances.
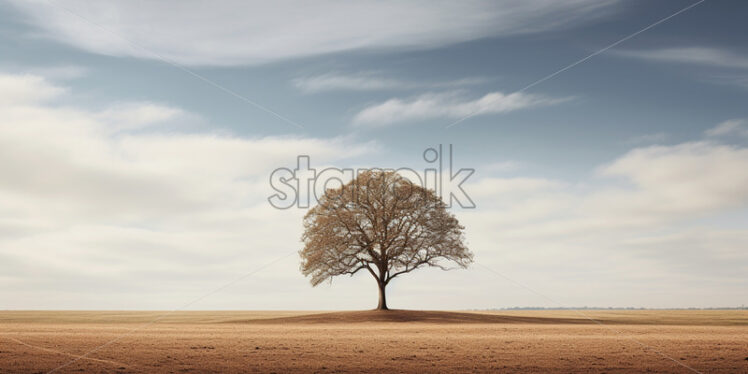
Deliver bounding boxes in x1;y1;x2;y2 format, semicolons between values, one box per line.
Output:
0;0;746;309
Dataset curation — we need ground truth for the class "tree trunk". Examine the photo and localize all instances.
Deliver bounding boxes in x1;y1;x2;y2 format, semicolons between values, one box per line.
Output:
376;282;388;310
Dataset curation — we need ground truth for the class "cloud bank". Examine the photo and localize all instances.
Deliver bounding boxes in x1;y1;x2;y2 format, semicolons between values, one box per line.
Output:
461;141;748;307
2;72;746;309
0;72;377;309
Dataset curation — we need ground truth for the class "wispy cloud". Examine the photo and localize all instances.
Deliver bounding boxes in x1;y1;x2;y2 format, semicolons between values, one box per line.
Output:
293;73;407;93
352;91;569;127
617;47;748;70
293;72;488;93
706;74;748;90
8;0;618;66
705;119;748;138
615;47;748;90
28;65;88;80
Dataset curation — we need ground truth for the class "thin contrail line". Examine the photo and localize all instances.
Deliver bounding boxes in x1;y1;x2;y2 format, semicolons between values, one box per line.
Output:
476;263;703;374
44;0;305;130
46;251;295;374
446;0;707;129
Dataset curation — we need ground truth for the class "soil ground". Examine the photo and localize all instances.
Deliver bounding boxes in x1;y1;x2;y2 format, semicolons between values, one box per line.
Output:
1;310;746;373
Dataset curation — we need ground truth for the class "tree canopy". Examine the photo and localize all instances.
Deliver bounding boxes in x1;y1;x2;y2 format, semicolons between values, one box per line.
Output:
300;170;472;309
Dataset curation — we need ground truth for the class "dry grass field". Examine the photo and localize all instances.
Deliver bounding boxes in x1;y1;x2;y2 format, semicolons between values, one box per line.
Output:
1;310;746;373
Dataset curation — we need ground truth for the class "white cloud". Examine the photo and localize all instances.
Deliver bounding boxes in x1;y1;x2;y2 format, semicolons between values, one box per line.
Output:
459;140;748;307
8;0;618;66
705;119;748;138
0;72;379;309
617;47;748;69
466;141;748;234
96;102;186;132
615;47;748;91
596;141;748;217
0;74;66;104
353;91;568;126
293;72;489;93
708;74;748;90
2;73;746;308
293;73;405;93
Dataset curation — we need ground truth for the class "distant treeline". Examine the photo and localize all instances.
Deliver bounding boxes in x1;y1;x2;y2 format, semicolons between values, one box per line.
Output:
472;306;748;310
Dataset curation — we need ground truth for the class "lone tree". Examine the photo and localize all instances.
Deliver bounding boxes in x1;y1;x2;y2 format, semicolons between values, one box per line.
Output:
300;170;473;310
